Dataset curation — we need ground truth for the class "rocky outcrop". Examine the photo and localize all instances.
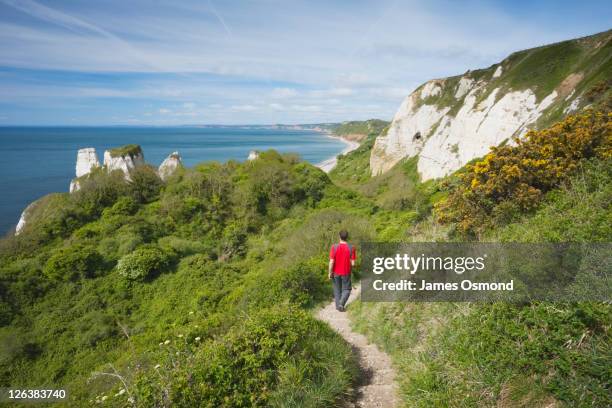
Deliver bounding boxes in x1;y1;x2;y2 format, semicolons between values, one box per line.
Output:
70;148;100;192
76;148;100;177
370;78;559;179
370;30;611;180
69;179;81;193
69;145;145;192
15;201;36;235
158;151;183;181
247;150;260;161
103;144;145;180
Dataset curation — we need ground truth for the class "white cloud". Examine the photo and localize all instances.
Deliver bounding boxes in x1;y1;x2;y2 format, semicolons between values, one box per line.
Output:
290;104;322;113
308;88;353;97
271;87;298;98
231;104;257;112
0;0;606;124
269;103;284;110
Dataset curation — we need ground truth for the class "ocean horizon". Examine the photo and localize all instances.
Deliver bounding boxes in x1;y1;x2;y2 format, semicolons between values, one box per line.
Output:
0;126;346;235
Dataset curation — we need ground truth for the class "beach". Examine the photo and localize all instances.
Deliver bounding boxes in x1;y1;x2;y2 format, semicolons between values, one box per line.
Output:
316;132;361;172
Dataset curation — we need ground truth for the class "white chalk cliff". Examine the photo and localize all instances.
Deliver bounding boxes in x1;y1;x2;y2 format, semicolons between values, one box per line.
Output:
18;145;177;235
15;201;36;235
370;30;611;180
69;145;145;192
70;147;101;192
371;77;563;180
76;147;101;177
103;146;145;180
247;150;260;161
158;151;183;181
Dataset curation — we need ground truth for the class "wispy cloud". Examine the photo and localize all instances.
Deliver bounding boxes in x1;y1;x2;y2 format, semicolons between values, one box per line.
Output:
207;0;232;38
0;0;162;71
0;0;609;124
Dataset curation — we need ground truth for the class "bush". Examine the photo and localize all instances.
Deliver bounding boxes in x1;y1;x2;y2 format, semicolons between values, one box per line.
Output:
130;306;357;407
291;163;330;206
73;168;128;218
436;110;611;235
158;236;207;257
116;245;170;281
102;196;139;217
43;244;104;280
494;158;612;242
129;165;163;203
218;221;247;261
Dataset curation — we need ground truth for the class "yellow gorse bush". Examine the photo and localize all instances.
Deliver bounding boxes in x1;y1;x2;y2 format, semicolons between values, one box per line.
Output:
436;110;612;235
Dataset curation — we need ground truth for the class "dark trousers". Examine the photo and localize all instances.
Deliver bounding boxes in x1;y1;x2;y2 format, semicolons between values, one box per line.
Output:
332;273;352;308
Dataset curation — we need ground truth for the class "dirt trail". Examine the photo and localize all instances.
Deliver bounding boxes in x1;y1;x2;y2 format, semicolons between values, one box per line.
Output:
316;285;399;408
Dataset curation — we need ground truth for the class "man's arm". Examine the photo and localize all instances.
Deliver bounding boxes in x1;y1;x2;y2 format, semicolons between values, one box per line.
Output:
328;259;334;279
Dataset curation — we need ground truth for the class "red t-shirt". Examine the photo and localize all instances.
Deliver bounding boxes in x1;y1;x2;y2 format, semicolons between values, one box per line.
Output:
329;242;356;276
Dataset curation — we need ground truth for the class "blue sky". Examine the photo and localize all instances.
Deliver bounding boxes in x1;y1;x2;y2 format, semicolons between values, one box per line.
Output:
0;0;610;125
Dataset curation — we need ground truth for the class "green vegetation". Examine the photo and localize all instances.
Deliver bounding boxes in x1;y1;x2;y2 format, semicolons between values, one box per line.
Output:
108;144;143;158
332;119;389;140
413;29;612;128
436;110;611;236
329;134;377;187
418;76;463;113
0;101;610;407
339;107;611;406
0;149;363;406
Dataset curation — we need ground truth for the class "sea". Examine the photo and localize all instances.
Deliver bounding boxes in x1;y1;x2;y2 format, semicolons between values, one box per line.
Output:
0;126;346;235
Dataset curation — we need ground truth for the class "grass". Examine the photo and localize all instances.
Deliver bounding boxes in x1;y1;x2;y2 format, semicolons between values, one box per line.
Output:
1;35;611;404
409;29;611;133
333;119;389;139
344;136;611;407
108;144;142;158
329;134;377;188
0;152;363;406
503;39;584;100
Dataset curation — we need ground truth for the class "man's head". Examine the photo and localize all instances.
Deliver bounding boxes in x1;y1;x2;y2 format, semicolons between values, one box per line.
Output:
339;230;349;241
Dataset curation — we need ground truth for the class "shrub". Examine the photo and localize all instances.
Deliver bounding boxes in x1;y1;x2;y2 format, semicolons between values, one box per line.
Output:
102;196;139;217
130;306;356;407
73;168;128;218
256;258;329;309
279;208;375;269
158;236;207;257
218;221;247;261
43;244;104;280
129;165;163;203
493;158;612;243
291;163;330;206
436;110;611;235
116;245;170;281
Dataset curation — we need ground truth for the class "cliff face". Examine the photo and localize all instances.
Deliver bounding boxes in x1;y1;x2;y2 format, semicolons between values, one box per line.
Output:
76;148;100;177
103;145;145;180
371;30;612;180
15;200;36;235
158;151;183;181
247;150;260;161
71;147;101;192
69;145;145;192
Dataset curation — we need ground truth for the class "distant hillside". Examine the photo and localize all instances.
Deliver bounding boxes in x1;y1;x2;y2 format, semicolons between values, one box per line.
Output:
371;29;612;179
287;119;389;142
332;119;389;142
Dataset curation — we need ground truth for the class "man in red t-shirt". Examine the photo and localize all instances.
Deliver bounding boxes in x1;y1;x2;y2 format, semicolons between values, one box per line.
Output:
328;230;356;312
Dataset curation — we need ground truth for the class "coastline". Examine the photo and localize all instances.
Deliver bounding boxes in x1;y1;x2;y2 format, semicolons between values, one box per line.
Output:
315;131;360;173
